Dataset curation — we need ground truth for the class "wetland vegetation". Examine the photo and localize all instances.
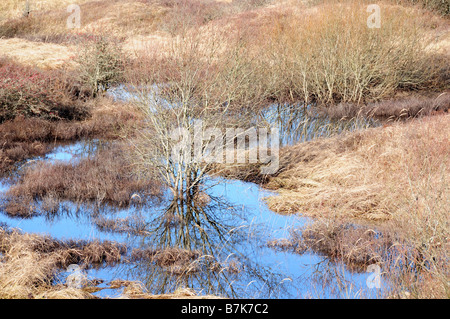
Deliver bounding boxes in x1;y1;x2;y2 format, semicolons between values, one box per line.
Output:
0;0;448;299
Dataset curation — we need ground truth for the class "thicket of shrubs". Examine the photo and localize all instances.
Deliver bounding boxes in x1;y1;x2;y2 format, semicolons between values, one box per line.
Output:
399;0;450;16
254;1;449;106
76;36;125;98
0;58;88;123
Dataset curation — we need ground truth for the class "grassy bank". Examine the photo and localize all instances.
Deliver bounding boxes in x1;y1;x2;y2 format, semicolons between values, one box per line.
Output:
262;113;449;298
0;98;143;177
264;113;449;220
0;226;221;298
0;0;449;299
2;142;162;218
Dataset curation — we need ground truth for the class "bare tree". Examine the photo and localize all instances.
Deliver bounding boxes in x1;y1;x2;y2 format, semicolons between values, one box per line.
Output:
129;28;271;202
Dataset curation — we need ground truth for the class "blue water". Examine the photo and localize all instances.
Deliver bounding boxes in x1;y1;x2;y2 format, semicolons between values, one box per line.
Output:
0;142;386;298
106;85;380;148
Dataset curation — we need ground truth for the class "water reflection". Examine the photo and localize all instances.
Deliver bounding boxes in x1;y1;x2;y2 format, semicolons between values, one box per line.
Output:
107;85;381;148
126;193;295;298
256;103;380;146
0;161;382;298
0;139;385;298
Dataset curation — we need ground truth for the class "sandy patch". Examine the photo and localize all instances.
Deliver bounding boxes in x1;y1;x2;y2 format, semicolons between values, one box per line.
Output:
0;37;77;69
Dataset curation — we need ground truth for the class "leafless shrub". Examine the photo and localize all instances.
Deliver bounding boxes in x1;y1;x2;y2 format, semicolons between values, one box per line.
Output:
129;29;269;201
247;1;449;105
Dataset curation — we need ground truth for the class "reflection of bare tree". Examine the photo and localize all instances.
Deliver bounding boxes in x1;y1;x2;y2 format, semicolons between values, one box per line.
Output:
257;103;378;146
127;195;290;298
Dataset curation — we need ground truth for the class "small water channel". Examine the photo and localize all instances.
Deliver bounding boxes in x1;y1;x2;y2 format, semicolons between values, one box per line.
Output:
107;84;381;147
0;142;384;298
0;86;386;298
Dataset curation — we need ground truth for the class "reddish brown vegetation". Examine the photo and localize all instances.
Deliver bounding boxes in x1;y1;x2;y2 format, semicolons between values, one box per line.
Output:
0;58;89;123
0;100;144;176
314;92;450;120
291;222;392;271
2;143;162;217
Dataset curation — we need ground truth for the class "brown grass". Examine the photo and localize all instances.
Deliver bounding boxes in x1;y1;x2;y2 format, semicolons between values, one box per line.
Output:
0;225;222;298
263;113;449;220
109;280;221;299
131;247;203;274
313;92;450;120
2;143;162;217
0;38;77;70
271;214;448;298
258;113;449;298
0;0;265;43
93;215;149;236
0;57;89;123
0;226;126;298
269;220;393;271
0;97;144;176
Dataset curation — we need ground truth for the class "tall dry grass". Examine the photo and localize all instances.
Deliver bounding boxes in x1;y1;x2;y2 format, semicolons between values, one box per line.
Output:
0;226;126;298
0;226;222;298
2;143;162;217
0;0;270;41
260;113;449;298
265;113;449;220
0;38;77;70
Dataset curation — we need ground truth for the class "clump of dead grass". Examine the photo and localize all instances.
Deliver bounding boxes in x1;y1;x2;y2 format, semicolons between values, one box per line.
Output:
93;215;149;236
287;220;393;271
0;226;126;298
2;143;162;217
130;247;204;275
108;279;220;299
0;96;144;176
264;113;449;221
